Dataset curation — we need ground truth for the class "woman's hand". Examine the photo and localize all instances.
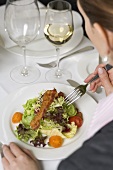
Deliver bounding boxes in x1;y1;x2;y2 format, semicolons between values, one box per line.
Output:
84;64;113;96
2;142;40;170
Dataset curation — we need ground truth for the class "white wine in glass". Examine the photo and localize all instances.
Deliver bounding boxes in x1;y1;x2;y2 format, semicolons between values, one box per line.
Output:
4;0;41;84
44;0;74;82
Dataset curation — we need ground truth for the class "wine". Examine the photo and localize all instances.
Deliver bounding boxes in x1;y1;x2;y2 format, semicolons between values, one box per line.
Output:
43;0;73;82
44;24;73;46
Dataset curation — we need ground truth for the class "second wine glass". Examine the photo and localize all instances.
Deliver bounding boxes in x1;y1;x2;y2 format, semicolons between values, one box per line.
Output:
44;0;74;82
4;0;41;84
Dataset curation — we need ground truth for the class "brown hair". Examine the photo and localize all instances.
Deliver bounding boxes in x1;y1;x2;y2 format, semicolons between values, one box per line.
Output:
79;0;113;32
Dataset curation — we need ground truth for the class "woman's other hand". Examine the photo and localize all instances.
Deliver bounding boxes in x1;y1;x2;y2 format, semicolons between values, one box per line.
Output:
2;142;40;170
84;64;113;96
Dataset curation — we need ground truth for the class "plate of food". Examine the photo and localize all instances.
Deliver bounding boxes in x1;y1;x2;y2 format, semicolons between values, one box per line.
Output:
0;83;97;160
0;8;83;59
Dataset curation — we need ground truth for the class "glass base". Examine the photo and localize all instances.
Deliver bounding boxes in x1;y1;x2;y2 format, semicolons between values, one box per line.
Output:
10;65;40;84
45;68;72;83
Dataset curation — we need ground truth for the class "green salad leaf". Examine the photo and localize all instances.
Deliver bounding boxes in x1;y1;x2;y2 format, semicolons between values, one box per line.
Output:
14;90;79;147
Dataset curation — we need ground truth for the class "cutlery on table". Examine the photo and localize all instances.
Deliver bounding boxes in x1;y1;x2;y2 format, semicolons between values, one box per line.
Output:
65;64;113;105
67;79;80;87
37;46;94;68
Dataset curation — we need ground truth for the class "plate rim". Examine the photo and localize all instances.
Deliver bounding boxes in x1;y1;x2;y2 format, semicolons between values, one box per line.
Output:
0;82;97;160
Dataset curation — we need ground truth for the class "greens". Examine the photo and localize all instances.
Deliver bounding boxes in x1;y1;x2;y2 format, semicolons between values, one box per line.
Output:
14;90;78;147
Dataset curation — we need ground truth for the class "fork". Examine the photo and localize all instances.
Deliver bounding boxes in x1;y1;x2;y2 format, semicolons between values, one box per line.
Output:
65;64;113;105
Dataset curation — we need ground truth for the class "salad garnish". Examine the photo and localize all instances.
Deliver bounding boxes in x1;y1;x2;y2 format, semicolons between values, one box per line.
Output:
12;88;83;148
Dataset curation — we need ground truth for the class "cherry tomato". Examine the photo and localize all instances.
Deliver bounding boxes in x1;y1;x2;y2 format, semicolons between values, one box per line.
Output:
12;112;23;123
69;116;83;127
49;135;63;148
76;112;83;119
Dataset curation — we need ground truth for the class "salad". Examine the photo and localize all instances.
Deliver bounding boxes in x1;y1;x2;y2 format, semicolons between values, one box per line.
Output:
12;88;83;148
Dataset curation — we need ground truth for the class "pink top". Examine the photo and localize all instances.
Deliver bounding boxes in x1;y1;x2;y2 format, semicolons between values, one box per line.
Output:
87;92;113;139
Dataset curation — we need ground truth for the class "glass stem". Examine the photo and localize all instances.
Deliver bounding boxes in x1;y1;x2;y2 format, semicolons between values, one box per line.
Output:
21;46;28;76
55;47;62;78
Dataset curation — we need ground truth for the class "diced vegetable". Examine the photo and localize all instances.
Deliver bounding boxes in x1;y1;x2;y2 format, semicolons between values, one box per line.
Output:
63;122;77;138
69;116;83;127
76;112;83;119
49;135;63;148
12;112;23;123
63;104;77;117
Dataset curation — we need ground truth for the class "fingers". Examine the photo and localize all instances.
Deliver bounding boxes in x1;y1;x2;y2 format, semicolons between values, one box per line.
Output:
22;148;37;161
84;73;95;83
9;142;36;161
84;63;106;84
9;142;24;157
94;63;106;73
84;64;113;95
2;144;15;162
98;67;113;95
1;142;39;170
108;69;113;85
84;64;108;93
89;81;102;92
2;142;36;160
2;157;9;169
85;73;102;92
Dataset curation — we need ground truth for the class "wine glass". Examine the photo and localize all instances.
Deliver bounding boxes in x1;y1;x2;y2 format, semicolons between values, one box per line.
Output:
44;0;74;82
4;0;41;84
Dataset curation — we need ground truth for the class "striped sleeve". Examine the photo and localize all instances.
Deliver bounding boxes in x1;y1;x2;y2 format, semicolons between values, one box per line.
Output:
87;92;113;139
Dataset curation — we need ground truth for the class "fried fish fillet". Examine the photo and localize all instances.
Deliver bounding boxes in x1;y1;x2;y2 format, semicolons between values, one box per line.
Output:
30;88;58;130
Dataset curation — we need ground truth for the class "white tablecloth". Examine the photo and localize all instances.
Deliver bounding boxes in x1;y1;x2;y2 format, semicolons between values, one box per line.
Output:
0;3;106;170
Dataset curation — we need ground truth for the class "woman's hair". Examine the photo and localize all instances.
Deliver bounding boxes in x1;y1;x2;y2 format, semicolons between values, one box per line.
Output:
79;0;113;32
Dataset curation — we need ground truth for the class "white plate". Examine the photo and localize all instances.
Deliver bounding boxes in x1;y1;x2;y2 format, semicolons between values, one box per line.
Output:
7;9;83;58
77;52;99;80
0;83;97;160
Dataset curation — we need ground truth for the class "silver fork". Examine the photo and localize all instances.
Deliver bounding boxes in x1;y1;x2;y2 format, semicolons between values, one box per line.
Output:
65;64;113;105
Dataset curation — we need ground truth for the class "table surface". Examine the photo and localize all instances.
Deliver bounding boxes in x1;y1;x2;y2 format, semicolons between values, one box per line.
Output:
0;2;106;170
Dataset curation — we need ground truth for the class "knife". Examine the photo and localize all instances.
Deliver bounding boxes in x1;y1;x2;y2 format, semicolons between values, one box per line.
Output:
67;79;80;88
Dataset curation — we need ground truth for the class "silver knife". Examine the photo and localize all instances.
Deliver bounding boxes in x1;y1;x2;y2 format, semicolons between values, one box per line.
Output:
67;79;80;88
